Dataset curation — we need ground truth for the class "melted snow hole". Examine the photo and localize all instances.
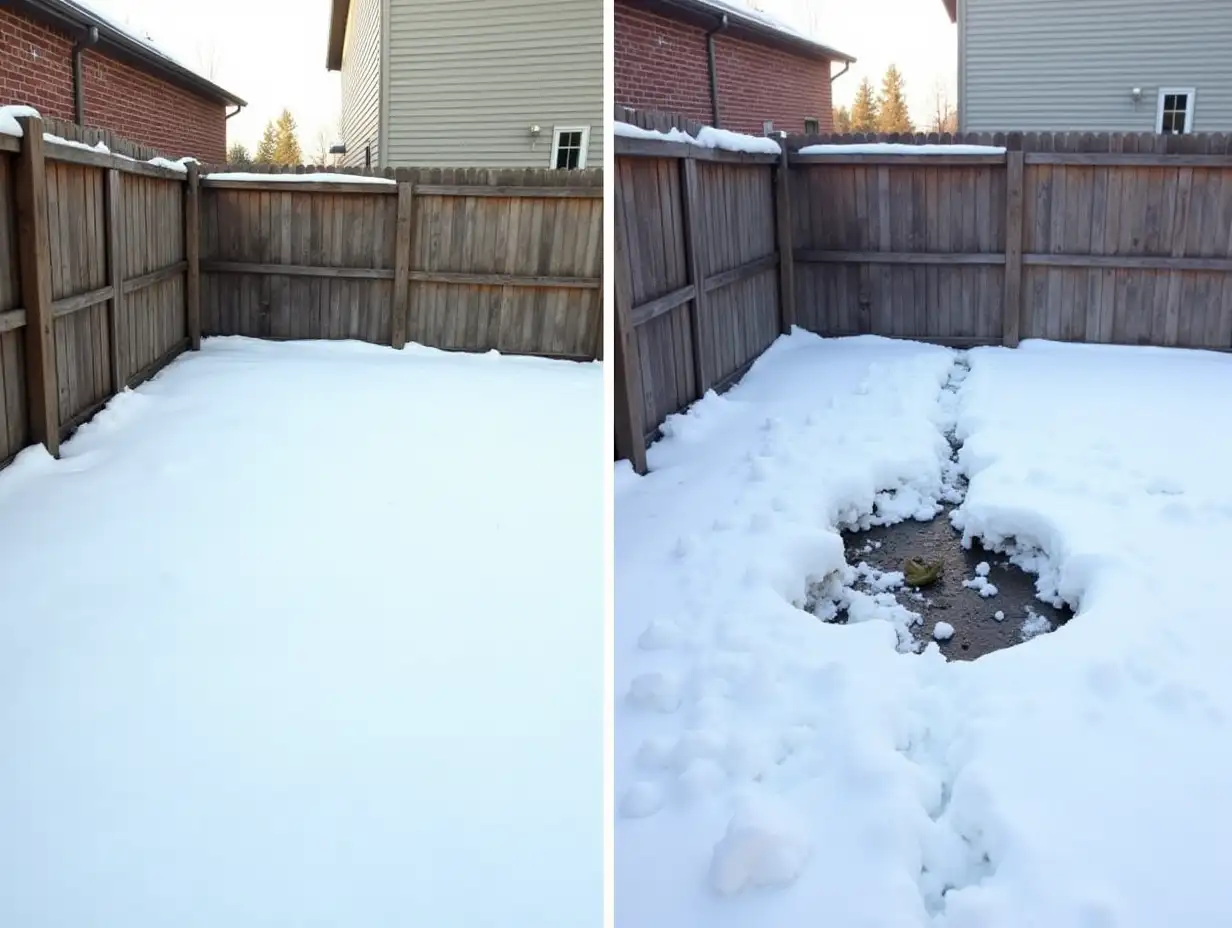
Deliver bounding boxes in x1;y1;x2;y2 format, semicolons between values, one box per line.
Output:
804;504;1073;660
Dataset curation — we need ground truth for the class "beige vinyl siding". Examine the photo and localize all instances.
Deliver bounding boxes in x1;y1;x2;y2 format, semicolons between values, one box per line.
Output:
340;0;383;167
960;0;1232;132
385;0;602;167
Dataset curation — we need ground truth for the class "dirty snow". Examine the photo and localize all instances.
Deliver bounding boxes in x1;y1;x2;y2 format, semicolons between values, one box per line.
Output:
0;337;602;927
615;121;781;155
616;331;1232;926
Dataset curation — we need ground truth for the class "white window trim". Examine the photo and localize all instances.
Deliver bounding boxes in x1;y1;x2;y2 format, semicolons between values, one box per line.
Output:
1156;87;1197;134
549;126;590;169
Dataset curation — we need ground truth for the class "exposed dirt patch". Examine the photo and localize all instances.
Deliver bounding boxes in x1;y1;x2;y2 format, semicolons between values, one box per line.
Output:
842;504;1072;659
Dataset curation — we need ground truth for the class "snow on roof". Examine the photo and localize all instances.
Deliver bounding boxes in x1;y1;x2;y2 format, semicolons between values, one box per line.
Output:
63;0;196;76
688;0;856;62
615;121;782;155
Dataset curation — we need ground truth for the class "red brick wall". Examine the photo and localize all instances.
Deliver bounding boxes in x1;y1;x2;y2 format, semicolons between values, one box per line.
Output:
614;1;833;136
0;8;226;162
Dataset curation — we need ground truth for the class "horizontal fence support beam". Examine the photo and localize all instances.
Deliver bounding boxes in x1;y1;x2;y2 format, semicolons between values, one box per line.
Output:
52;285;113;318
613;136;781;164
702;253;780;294
790;153;1008;166
123;261;188;295
408;271;601;289
1025;153;1232;167
1022;253;1232;272
415;185;603;198
42;138;186;181
630;283;697;328
202;261;395;280
796;250;1006;266
0;136;18;154
0;308;26;334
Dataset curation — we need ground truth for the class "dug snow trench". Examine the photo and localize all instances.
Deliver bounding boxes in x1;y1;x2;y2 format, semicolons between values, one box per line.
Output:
616;331;1232;927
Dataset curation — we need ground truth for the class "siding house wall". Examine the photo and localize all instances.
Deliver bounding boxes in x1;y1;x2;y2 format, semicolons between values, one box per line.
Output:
384;0;602;167
339;0;383;167
960;0;1232;132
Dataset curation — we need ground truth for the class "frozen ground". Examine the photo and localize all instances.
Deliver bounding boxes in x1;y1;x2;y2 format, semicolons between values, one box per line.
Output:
615;331;1232;927
0;337;602;927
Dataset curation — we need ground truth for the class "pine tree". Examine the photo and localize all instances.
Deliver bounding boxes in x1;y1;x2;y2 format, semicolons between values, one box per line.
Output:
272;109;302;166
850;78;879;133
876;64;914;134
833;106;853;134
254;120;277;164
227;142;251;165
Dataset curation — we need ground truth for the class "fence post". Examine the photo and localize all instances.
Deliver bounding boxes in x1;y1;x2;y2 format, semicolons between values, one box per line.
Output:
1002;150;1025;348
680;156;710;395
185;162;201;350
774;143;796;334
105;168;125;389
14;116;59;457
391;174;414;349
614;214;648;474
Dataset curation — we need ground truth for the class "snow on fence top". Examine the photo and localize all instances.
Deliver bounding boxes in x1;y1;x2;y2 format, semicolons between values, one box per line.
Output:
2;106;192;174
615;121;782;156
0;105;39;137
798;142;1008;155
201;172;396;185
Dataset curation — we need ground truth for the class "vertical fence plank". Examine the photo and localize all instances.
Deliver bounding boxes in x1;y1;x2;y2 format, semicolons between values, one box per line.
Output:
775;145;796;333
680;157;709;393
614;210;648;474
185;163;201;350
391;179;414;349
1003;151;1025;347
14;117;59;457
105;168;124;390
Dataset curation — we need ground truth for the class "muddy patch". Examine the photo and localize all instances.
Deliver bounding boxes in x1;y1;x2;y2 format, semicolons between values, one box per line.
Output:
819;505;1072;660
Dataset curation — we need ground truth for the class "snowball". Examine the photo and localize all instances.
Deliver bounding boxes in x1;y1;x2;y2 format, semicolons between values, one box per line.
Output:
933;622;955;641
975;561;991;577
993;610;1005;622
708;797;811;896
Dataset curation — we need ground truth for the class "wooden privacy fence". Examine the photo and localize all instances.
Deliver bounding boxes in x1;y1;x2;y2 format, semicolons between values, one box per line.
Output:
0;116;603;472
615;127;1232;471
199;167;603;360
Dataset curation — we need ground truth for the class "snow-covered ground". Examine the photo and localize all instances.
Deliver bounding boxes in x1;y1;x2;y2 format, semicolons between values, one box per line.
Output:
615;330;1232;927
0;337;602;927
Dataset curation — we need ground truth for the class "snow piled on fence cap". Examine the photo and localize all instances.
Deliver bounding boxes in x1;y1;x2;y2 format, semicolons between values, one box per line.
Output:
0;105;40;137
204;171;396;185
799;142;1007;155
615;121;781;155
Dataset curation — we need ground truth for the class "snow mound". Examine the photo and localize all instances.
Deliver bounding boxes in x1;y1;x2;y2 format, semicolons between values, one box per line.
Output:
204;171;395;185
707;796;811;896
0;104;39;137
615;121;781;155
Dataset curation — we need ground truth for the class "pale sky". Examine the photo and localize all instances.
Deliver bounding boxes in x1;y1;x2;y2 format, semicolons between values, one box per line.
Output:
81;0;341;156
85;0;955;153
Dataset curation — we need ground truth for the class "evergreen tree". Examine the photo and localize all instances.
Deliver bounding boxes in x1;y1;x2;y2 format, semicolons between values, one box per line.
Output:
254;120;278;164
833;106;853;133
227;142;252;165
272;109;302;166
850;78;879;132
876;64;914;134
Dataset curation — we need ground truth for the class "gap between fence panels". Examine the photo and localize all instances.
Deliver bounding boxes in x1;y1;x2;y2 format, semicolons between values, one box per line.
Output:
614;125;1232;473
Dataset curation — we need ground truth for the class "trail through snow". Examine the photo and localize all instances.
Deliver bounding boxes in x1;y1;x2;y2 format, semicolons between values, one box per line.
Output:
616;331;1232;927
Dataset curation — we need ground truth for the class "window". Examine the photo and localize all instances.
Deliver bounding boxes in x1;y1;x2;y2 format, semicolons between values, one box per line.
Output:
804;117;820;135
1157;88;1196;134
551;126;590;169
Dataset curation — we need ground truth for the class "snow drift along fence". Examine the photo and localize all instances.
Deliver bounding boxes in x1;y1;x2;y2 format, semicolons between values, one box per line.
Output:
0;115;193;467
616;127;1232;472
198;167;603;360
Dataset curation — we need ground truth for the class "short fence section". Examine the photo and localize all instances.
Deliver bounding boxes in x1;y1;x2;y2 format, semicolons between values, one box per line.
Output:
1;118;604;471
615;128;1232;471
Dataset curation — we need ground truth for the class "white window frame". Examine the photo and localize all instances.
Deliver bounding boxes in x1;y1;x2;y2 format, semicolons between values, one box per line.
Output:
1156;87;1197;134
549;126;590;169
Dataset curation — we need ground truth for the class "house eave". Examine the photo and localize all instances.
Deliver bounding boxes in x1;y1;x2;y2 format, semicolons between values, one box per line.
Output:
326;0;350;71
942;0;957;23
5;0;246;106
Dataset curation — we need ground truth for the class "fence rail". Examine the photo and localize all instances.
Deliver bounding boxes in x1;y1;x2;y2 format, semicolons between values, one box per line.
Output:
615;126;1232;471
1;118;604;472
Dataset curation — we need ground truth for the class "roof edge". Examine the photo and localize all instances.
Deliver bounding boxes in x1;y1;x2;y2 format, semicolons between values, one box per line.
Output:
326;0;350;71
942;0;956;23
636;0;857;64
10;0;246;106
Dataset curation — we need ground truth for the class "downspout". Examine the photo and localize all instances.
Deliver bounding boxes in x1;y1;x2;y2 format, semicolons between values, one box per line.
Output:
72;25;99;126
706;13;729;128
830;61;851;83
226;105;244;120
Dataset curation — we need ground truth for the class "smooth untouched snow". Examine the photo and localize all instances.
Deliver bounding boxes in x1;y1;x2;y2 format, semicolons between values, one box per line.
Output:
0;104;39;137
616;331;1232;927
202;171;396;184
0;337;602;928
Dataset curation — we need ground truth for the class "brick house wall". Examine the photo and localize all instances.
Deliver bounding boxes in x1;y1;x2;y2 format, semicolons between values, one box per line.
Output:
614;1;834;136
0;7;227;162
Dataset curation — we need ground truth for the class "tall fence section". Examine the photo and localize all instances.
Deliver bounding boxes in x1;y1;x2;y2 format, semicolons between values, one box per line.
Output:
615;128;1232;471
0;116;602;470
